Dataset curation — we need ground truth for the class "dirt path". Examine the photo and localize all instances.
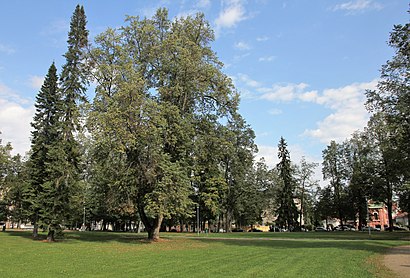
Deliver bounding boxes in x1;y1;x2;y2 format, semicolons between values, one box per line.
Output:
383;245;410;278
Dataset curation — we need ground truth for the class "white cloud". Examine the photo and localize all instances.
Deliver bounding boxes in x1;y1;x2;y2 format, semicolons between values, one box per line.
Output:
0;83;31;105
214;0;247;34
0;83;34;156
299;90;319;102
28;75;44;90
259;83;309;102
234;41;251;50
256;36;269;42
255;145;278;168
237;73;377;145
238;73;261;88
256;144;325;186
41;19;69;35
258;56;275;62
233;52;250;62
0;43;15;54
256;143;320;169
332;0;383;14
303;80;377;143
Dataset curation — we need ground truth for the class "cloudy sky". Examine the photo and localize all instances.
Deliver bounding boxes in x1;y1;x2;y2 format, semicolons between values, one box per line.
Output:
0;0;408;184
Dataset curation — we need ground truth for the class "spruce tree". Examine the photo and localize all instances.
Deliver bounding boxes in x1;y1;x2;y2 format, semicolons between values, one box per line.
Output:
59;4;88;176
27;62;63;239
275;137;298;230
57;5;89;234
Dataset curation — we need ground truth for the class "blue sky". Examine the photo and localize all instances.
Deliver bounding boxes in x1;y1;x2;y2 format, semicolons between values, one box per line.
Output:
0;0;408;183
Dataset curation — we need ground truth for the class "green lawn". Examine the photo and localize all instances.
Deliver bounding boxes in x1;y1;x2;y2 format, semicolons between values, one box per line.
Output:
1;230;408;277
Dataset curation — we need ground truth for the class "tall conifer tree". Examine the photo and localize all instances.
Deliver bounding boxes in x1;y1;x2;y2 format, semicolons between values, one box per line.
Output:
59;4;88;179
275;137;298;230
28;62;63;239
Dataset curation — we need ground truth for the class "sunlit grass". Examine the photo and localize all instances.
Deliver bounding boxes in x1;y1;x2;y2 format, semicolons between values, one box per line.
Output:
1;230;408;277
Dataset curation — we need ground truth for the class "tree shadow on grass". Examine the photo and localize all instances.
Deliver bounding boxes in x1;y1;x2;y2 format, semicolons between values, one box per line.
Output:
3;230;151;245
4;230;409;252
190;236;408;255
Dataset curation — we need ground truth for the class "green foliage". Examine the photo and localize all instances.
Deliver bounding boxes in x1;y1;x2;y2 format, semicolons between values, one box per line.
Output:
295;157;318;226
275;137;298;229
88;8;246;239
364;12;410;228
27;62;65;238
60;4;89;132
322;140;351;225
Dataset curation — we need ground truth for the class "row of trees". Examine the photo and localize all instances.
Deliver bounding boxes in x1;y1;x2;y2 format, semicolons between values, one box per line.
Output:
1;6;409;240
317;14;410;230
0;6;316;241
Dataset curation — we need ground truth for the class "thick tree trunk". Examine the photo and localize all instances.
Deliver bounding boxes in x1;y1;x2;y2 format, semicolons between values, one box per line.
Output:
147;215;163;241
47;229;55;242
138;203;163;241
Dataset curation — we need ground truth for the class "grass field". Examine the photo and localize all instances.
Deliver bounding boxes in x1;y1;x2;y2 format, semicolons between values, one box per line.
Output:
1;230;409;277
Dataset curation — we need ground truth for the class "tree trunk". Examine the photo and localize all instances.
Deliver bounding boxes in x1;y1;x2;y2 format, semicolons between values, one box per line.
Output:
47;229;55;242
33;223;39;238
387;199;394;232
147;215;163;241
138;203;163;241
300;183;305;227
136;220;141;233
225;210;232;232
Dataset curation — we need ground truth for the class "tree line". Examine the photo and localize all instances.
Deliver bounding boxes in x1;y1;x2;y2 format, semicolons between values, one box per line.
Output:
0;6;409;241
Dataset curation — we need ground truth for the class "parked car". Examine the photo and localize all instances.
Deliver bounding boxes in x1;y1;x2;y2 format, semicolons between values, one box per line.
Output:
248;228;263;232
315;227;327;232
334;225;356;231
232;228;244;232
361;226;380;232
393;226;408;231
269;226;287;232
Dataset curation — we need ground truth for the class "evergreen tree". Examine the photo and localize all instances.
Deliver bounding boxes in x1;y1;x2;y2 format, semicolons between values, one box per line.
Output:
275;137;298;230
60;4;88;131
27;62;64;240
59;4;89;197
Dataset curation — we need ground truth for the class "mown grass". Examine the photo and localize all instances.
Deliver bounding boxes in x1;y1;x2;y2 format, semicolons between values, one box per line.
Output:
1;230;408;277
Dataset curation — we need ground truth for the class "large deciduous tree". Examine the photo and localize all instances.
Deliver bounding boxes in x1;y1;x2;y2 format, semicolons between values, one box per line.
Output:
0;136;13;224
88;9;240;240
365;13;409;230
322;141;350;228
295;157;318;228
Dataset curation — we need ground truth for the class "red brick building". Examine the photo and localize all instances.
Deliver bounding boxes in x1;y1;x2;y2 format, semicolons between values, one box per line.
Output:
368;202;389;230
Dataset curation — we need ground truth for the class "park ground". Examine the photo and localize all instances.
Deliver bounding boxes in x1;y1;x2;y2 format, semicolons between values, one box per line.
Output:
0;230;409;277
